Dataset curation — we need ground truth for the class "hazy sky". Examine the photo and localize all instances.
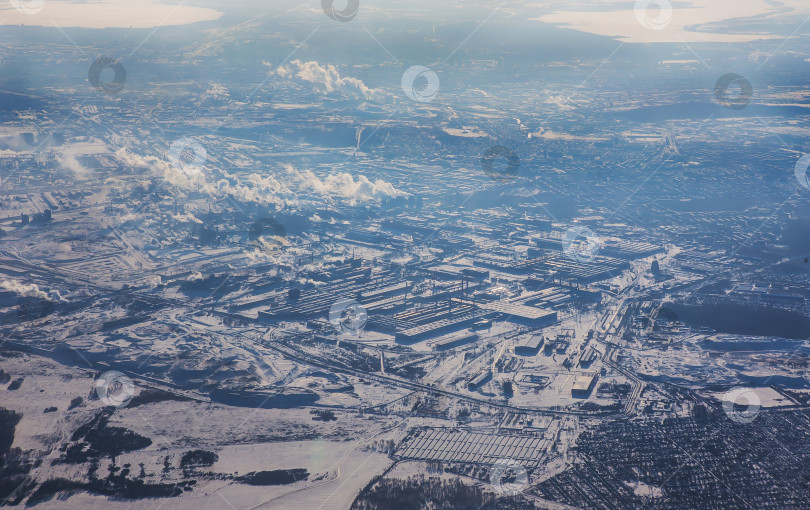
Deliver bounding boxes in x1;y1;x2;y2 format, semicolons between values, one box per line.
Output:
1;0;808;44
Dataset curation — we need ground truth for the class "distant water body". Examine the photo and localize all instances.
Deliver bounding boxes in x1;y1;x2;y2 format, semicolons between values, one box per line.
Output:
535;0;808;44
671;302;810;340
0;0;222;29
614;102;810;122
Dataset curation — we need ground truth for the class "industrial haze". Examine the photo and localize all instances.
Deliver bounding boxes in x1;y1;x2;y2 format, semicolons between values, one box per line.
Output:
1;0;810;508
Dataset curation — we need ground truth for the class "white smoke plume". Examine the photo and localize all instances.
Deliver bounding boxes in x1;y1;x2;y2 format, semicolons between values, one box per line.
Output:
115;147;172;176
58;152;91;177
274;60;386;100
290;168;410;203
115;147;299;208
0;279;64;302
114;148;407;207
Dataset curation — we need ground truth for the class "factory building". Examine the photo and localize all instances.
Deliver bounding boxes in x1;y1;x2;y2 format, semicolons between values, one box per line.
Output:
432;331;478;351
474;300;557;327
572;373;598;397
515;335;545;356
468;369;492;390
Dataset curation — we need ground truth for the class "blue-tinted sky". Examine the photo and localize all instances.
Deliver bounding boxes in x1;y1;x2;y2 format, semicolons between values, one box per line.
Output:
1;0;808;44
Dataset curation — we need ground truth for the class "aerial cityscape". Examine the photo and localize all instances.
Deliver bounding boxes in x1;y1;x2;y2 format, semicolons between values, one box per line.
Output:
2;0;810;508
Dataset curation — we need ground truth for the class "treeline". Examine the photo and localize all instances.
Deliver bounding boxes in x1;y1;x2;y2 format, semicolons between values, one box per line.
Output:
351;475;494;510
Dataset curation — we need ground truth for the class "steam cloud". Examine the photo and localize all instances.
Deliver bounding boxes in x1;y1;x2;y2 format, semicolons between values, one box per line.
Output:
292;169;409;203
58;152;91;177
114;148;408;208
0;279;64;302
274;60;386;100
